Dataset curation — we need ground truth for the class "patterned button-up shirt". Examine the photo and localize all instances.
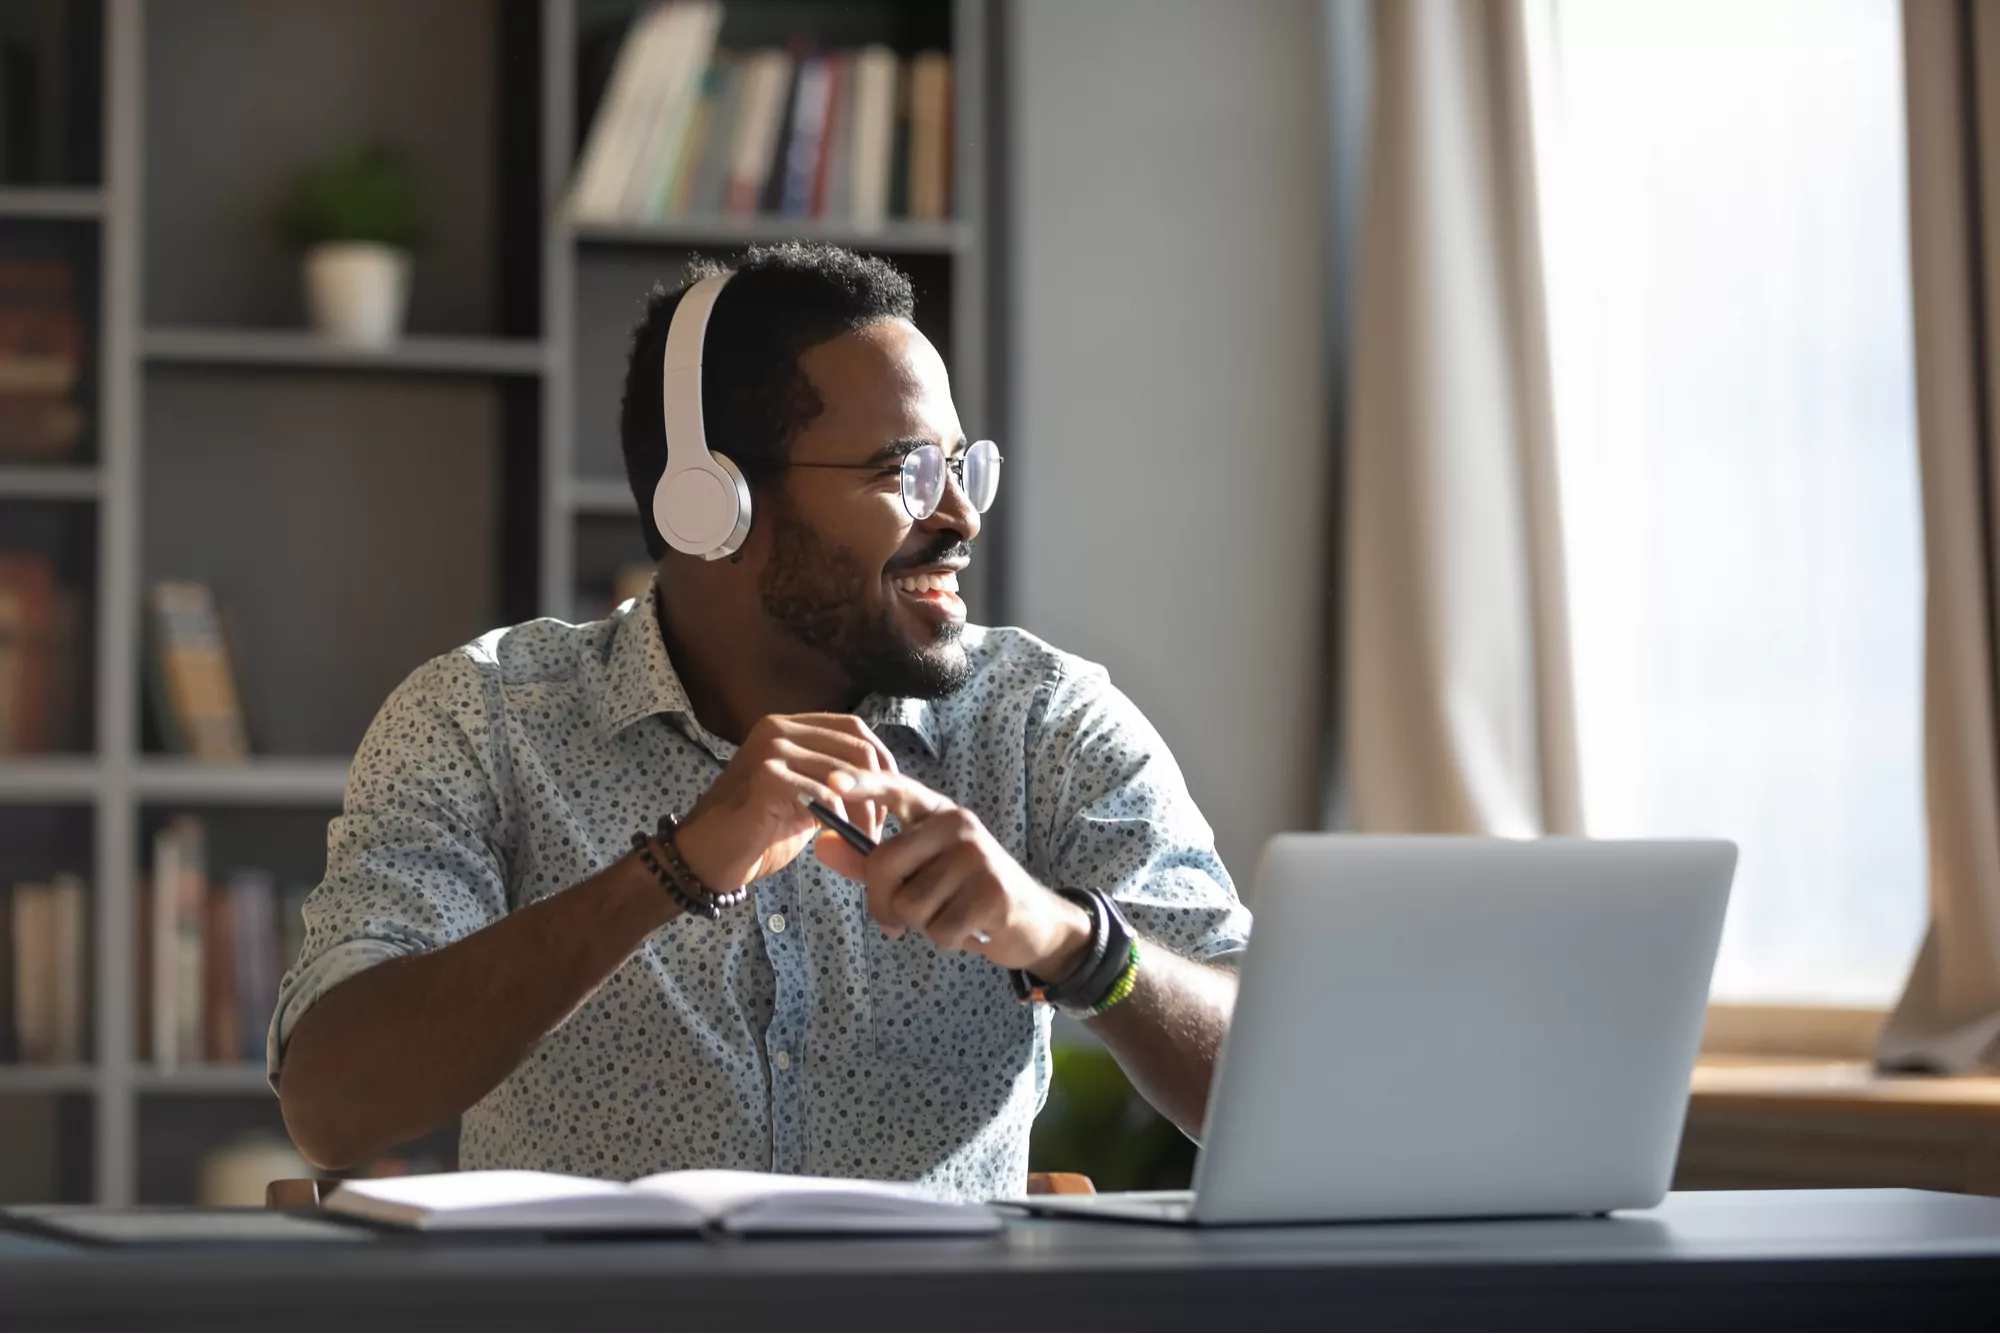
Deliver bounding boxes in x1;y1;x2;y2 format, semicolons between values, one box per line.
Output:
267;588;1251;1201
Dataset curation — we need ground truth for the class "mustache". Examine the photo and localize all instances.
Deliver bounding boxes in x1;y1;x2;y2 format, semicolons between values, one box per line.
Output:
885;538;973;576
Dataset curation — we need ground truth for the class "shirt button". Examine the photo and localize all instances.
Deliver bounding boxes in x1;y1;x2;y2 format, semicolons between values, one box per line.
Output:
773;1049;792;1071
767;912;787;934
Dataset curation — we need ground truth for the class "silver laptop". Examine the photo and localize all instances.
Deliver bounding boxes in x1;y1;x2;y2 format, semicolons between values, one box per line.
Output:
1027;834;1734;1225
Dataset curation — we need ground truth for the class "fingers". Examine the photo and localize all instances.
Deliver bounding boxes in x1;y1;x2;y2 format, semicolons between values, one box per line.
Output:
828;767;957;827
756;714;899;774
750;752;852;816
762;717;894;839
874;846;975;939
861;803;980;889
813;829;866;881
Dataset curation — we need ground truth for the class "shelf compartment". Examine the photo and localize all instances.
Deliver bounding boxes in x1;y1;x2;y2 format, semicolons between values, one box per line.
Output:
571;216;968;255
132;757;349;805
0;497;98;758
142;328;549;377
0;1090;94;1204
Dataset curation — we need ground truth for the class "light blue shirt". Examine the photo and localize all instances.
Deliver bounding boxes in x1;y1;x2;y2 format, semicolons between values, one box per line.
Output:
269;588;1250;1200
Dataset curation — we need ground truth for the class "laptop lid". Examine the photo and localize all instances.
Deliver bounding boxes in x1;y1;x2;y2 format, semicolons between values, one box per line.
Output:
1189;835;1734;1224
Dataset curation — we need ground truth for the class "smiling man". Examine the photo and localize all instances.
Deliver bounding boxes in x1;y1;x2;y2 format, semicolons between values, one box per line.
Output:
270;243;1249;1199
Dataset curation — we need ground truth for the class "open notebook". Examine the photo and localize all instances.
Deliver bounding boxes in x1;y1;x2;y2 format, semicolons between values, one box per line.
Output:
322;1170;1002;1235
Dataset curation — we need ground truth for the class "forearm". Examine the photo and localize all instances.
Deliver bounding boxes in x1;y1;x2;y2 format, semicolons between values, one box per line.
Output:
277;854;676;1170
1085;943;1237;1138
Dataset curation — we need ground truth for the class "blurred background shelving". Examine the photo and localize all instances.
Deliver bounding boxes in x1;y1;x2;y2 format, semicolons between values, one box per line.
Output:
0;0;1000;1206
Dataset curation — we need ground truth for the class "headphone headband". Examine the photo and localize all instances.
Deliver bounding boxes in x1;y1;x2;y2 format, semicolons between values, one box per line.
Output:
654;272;751;560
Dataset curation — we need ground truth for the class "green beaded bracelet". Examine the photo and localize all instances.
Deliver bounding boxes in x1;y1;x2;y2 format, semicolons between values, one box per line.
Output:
1088;939;1141;1016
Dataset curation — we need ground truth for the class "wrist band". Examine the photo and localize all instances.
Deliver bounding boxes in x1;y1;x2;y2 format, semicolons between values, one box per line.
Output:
1010;887;1138;1016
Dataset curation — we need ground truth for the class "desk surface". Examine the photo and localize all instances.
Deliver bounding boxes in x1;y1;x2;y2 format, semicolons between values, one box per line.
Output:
4;1189;2000;1330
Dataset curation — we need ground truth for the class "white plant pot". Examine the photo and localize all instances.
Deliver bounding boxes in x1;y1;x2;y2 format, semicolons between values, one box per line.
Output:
303;242;411;349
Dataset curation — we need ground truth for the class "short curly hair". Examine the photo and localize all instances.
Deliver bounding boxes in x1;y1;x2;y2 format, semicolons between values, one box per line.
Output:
618;242;918;559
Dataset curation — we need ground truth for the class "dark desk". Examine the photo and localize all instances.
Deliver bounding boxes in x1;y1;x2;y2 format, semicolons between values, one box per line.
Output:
5;1189;2000;1330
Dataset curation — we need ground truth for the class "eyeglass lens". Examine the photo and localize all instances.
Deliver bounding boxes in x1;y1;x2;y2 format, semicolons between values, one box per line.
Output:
900;440;1002;520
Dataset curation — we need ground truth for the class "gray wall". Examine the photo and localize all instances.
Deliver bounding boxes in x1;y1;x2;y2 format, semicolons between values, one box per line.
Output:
1007;0;1331;890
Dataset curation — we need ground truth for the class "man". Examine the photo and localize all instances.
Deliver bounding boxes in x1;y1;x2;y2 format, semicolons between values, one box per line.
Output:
272;243;1249;1200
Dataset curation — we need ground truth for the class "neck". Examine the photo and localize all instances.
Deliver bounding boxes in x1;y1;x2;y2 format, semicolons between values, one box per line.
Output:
654;568;857;745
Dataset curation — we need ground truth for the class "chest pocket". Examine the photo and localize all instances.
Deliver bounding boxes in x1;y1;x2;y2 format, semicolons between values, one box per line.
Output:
868;928;1037;1069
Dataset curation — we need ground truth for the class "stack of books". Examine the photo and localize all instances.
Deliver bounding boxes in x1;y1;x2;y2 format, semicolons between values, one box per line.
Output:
0;872;87;1064
570;1;955;228
144;815;311;1069
0;256;87;463
0;549;85;756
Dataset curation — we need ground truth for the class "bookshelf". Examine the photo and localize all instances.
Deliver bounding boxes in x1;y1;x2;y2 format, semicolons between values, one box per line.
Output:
0;0;1001;1206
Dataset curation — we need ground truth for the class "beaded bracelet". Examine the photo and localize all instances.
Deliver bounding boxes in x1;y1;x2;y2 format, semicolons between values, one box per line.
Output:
631;813;749;920
631;831;716;919
1088;939;1141;1016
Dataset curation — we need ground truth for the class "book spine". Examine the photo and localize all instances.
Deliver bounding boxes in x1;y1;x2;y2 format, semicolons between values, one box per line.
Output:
173;817;206;1067
780;56;831;219
203;877;237;1063
622;3;722;221
569;3;680;220
11;883;51;1063
231;871;277;1064
812;52;853;220
48;873;84;1064
661;63;719;219
690;59;745;216
759;53;805;215
150;823;181;1070
0;554;54;754
642;4;726;220
909;52;952;222
849;48;897;229
0;880;16;1063
888;57;913;220
0;578;22;753
727;51;794;216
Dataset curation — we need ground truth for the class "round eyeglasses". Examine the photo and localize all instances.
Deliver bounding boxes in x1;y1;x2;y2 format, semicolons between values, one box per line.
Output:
778;439;1003;521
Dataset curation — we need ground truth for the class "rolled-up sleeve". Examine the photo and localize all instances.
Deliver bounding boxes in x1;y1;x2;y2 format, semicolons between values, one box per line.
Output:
266;649;515;1089
1025;663;1252;963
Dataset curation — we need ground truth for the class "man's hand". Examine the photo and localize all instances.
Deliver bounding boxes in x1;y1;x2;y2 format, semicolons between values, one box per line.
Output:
814;768;1094;983
672;714;898;891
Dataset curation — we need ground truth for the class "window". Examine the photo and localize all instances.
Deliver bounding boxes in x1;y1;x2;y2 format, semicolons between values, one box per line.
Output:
1527;0;1926;1006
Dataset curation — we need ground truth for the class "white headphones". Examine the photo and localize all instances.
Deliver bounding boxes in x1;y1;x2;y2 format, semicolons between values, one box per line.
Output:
652;272;753;560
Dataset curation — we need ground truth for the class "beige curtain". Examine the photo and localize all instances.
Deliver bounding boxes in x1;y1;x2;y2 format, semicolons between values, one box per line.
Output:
1340;0;1579;836
1880;0;2000;1073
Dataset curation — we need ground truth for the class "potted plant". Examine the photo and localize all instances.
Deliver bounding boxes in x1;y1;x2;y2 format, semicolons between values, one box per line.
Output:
276;144;424;349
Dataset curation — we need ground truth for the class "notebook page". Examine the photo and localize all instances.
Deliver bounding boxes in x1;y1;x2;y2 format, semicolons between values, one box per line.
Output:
630;1169;1002;1234
326;1170;702;1231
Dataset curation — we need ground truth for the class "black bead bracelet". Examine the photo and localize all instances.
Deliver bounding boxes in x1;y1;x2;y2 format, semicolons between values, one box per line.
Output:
631;812;748;920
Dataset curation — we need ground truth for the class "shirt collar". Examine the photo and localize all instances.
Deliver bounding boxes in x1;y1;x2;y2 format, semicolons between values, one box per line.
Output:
597;583;698;739
597;583;942;758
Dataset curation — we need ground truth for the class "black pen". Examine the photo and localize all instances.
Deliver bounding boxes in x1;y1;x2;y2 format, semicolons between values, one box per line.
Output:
807;799;877;855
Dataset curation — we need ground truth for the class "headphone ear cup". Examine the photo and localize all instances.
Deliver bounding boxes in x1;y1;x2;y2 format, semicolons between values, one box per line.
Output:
652;453;753;560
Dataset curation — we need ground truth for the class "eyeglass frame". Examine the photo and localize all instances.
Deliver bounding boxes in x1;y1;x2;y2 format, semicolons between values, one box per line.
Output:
754;439;1003;521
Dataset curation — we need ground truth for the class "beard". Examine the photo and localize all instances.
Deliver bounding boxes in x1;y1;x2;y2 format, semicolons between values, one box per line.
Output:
757;496;972;700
